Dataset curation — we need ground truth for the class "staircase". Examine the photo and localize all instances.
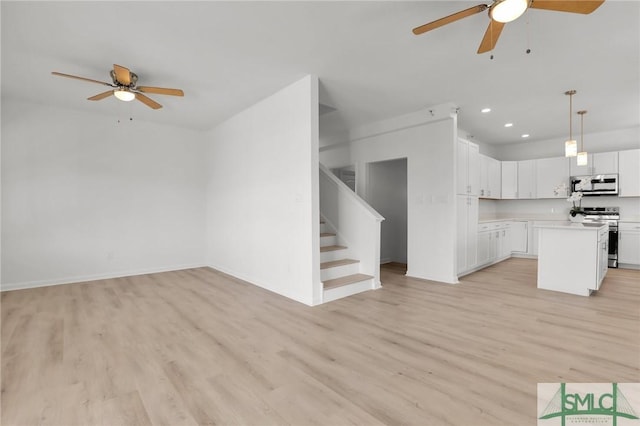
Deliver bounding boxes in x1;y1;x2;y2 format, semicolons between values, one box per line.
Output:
320;217;375;303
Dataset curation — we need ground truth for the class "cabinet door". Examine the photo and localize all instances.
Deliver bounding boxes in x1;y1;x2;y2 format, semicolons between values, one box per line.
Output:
501;161;518;199
487;157;502;199
477;231;492;266
618;231;640;265
517;160;536;199
619;149;640;197
457;195;479;273
468;143;480;196
467;197;478;268
457;140;469;195
511;221;528;253
536;157;570;198
499;227;511;258
593;152;618;174
570;151;619;175
479;154;489;197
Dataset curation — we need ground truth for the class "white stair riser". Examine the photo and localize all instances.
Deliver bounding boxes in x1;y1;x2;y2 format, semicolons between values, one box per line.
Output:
320;248;349;263
323;278;375;303
320;262;360;281
320;235;337;246
320;222;333;234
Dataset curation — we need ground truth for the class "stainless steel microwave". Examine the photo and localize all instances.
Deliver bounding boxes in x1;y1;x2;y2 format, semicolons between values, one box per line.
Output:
571;174;618;196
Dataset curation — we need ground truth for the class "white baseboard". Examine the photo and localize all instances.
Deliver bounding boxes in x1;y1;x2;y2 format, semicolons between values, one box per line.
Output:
206;262;315;307
618;263;640;270
0;263;207;292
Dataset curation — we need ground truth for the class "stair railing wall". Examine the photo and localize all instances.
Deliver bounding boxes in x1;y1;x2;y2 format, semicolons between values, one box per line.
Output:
319;164;384;288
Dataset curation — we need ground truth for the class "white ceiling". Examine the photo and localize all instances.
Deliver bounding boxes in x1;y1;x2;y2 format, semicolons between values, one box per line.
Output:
2;1;638;145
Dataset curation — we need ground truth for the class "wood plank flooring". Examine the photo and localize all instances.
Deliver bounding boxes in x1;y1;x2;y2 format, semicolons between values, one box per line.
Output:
2;258;639;425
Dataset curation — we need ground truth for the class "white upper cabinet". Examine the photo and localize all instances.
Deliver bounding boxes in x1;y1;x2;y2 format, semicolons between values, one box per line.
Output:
619;149;640;197
480;154;501;199
517;160;536;199
570;151;619;176
501;161;518;199
457;139;479;196
536;157;570;198
487;157;502;199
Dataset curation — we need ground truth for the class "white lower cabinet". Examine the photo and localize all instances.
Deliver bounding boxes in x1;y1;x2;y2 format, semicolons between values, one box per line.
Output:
498;225;511;258
618;222;640;266
510;221;529;253
457;195;479;274
477;221;511;267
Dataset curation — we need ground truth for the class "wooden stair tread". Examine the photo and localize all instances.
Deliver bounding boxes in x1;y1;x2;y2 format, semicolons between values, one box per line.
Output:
320;259;359;269
320;245;347;252
320;232;336;237
323;273;373;290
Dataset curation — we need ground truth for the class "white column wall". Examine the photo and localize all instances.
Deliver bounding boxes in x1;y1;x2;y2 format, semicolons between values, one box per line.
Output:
347;107;458;284
205;75;320;306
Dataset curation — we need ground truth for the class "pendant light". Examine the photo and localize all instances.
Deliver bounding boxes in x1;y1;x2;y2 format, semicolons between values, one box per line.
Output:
564;90;577;157
577;110;588;166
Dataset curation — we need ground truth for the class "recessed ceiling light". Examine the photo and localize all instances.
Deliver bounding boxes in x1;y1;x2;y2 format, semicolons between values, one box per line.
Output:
504;123;513;128
481;108;491;113
522;134;530;138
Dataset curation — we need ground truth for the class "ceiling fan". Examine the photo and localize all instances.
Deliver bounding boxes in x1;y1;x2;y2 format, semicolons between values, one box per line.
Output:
412;0;604;54
51;64;184;109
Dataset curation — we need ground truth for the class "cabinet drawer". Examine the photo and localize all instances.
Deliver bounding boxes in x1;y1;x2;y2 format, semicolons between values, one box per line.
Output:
619;222;640;232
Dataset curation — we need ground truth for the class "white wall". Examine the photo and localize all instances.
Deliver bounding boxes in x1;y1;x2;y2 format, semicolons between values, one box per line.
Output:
1;101;207;290
336;105;458;283
494;127;640;161
367;158;407;264
205;75;320;306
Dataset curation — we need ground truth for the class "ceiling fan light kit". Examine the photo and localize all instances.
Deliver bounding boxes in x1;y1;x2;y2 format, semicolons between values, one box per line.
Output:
490;0;529;23
51;64;184;110
412;0;605;54
114;89;135;102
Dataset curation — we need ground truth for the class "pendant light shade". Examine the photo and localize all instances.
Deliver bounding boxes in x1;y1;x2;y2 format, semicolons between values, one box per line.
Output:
565;140;578;157
564;90;577;157
577;110;588;166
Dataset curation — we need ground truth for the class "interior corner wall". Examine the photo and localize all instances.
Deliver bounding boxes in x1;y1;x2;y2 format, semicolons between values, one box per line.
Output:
205;75;319;306
349;117;458;284
1;100;207;290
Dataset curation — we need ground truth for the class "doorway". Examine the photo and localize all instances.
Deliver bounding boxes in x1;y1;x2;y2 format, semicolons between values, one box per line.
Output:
366;158;408;265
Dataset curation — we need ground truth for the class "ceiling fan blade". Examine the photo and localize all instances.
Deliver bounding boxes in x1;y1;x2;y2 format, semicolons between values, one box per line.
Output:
136;86;184;97
413;4;488;35
529;0;604;14
477;20;505;54
52;71;113;86
136;93;163;110
113;64;131;85
87;90;114;101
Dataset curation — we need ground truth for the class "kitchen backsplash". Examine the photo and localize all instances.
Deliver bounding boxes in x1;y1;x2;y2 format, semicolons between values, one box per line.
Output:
479;197;640;221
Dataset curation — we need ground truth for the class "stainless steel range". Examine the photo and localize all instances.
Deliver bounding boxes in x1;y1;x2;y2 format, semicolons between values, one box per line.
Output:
583;207;620;268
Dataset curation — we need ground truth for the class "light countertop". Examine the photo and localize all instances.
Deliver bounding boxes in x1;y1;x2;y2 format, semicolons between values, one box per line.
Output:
534;222;608;231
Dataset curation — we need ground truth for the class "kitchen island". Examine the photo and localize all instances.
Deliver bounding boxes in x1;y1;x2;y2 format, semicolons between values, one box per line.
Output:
536;222;609;296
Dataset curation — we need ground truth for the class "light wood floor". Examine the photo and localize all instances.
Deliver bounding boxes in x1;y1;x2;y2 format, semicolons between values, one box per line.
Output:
2;258;639;425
